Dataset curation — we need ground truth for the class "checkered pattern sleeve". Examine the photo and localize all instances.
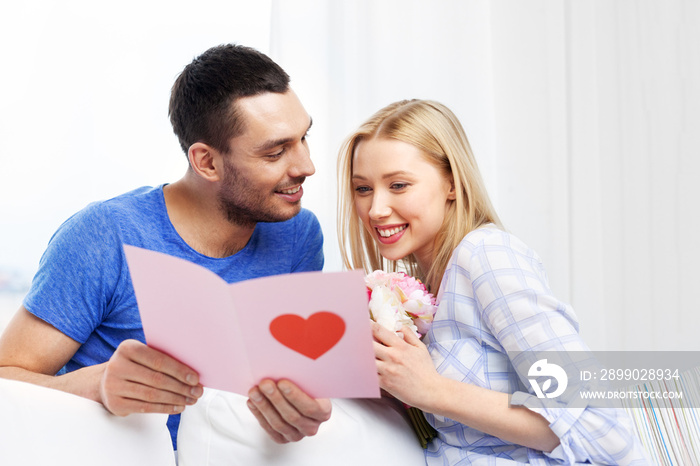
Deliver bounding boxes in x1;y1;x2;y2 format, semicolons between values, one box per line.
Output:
423;227;648;465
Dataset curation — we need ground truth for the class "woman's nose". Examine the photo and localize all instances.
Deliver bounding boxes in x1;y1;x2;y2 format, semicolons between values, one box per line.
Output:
368;192;391;220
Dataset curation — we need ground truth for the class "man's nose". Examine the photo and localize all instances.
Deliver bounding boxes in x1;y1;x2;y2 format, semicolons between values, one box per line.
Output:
289;143;315;178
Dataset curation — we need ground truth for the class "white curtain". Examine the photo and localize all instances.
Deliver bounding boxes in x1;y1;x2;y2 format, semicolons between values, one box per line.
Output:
270;0;700;351
0;0;273;324
1;1;697;351
268;0;499;273
564;0;700;351
0;0;274;273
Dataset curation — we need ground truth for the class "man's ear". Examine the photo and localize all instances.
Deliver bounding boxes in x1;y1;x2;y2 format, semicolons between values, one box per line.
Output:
188;142;222;182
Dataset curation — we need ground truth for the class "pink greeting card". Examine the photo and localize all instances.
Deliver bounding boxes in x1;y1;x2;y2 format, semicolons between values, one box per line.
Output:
123;245;380;399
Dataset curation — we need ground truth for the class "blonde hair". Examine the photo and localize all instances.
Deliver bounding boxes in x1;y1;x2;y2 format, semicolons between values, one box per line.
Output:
337;99;502;293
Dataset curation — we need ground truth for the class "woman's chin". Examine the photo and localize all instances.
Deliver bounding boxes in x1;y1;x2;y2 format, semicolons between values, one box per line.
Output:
377;248;408;262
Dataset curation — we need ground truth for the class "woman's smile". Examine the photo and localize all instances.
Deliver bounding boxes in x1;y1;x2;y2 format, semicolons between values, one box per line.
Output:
375;224;408;243
352;136;455;270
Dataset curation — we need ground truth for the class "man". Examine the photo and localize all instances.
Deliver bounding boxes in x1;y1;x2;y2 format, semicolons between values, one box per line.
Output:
0;44;331;448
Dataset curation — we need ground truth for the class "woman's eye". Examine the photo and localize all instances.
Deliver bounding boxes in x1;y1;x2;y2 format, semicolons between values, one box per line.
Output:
354;186;371;194
391;183;408;190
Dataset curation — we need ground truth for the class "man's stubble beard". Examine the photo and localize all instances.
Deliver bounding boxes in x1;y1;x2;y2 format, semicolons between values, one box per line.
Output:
217;156;303;228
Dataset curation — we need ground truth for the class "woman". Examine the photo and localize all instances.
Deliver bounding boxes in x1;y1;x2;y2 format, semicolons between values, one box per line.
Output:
337;99;647;464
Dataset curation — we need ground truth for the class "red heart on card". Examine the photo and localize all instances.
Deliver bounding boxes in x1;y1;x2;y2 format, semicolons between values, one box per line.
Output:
269;312;346;360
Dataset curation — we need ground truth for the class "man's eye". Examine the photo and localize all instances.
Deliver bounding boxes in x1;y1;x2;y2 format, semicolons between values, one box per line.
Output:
267;149;284;159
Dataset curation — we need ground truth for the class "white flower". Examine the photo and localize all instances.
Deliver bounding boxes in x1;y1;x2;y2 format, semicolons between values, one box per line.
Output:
365;270;437;337
403;290;435;316
369;285;419;335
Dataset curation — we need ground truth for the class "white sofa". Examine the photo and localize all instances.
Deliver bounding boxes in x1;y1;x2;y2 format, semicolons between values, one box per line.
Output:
0;378;175;466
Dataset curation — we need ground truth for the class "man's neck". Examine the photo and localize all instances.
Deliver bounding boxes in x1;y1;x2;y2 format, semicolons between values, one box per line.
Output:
163;175;256;258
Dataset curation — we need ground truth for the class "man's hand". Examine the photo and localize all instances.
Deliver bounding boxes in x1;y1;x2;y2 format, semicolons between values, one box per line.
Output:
99;339;203;416
246;379;332;443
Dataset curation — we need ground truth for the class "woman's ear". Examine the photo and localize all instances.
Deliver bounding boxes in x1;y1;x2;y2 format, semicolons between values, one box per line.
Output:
188;142;222;182
447;178;457;200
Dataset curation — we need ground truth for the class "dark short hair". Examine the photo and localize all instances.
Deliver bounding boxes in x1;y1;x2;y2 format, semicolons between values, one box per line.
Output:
169;44;290;155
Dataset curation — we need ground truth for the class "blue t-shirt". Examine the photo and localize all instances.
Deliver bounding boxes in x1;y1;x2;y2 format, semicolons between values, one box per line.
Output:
23;185;324;447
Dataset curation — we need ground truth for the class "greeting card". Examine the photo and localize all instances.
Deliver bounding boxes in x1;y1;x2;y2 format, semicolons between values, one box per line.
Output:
123;245;380;399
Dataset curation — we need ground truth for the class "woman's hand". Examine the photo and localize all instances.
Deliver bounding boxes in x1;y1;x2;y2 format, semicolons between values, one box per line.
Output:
373;322;560;452
372;321;440;410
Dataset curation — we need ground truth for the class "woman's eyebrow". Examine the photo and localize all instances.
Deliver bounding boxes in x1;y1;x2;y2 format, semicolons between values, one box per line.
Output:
381;171;410;179
352;170;411;181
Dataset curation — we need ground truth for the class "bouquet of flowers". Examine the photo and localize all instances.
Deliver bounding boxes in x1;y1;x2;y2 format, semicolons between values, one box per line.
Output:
365;270;438;448
365;270;437;337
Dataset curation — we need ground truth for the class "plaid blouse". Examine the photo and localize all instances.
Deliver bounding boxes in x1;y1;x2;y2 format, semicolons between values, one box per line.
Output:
422;226;648;465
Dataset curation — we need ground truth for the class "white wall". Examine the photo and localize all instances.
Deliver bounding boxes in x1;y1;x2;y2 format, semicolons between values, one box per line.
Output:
271;0;700;351
0;0;273;325
1;0;697;350
567;0;700;350
0;0;272;281
269;0;499;274
485;0;700;350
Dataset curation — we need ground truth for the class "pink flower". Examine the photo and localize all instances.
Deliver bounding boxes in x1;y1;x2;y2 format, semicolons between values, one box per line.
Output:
365;270;437;337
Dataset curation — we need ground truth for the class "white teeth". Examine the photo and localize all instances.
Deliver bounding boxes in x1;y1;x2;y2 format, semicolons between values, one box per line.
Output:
377;225;406;237
279;186;301;194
